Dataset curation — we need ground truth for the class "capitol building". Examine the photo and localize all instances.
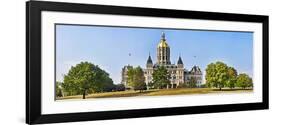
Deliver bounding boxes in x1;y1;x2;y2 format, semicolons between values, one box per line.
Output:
121;32;203;89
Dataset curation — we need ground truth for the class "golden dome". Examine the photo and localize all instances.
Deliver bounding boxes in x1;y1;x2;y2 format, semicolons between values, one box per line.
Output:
157;32;169;48
158;40;169;48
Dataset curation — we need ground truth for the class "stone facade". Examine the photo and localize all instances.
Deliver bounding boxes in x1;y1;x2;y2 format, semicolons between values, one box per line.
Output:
185;66;203;87
121;65;133;87
121;32;203;88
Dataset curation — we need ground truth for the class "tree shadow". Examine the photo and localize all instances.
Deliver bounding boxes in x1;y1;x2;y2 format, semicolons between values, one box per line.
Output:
212;88;253;91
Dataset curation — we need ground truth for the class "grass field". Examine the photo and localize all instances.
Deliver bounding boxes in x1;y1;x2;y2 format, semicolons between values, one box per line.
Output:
56;88;253;100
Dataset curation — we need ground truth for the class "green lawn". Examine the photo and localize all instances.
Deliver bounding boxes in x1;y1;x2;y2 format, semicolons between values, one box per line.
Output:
56;88;253;100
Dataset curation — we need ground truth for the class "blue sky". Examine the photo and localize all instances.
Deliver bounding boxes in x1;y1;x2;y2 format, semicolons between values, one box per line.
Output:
56;24;253;84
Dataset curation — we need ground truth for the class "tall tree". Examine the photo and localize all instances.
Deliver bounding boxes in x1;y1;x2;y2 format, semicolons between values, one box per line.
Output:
127;66;146;92
226;67;238;89
205;61;229;90
205;63;216;88
152;66;170;89
236;73;253;89
91;71;115;93
63;62;113;99
188;77;197;88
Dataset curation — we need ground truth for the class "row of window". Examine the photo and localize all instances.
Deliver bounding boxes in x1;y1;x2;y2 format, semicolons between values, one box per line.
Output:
146;76;183;80
158;56;169;61
145;70;184;75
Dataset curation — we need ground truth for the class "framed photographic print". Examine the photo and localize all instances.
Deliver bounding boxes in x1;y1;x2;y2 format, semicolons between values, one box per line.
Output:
26;1;269;124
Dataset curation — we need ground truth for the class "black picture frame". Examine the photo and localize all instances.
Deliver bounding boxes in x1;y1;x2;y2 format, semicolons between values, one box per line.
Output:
26;1;269;124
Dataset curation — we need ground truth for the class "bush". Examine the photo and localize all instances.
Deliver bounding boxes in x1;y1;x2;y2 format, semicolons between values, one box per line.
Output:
115;84;126;91
177;83;188;88
199;84;206;88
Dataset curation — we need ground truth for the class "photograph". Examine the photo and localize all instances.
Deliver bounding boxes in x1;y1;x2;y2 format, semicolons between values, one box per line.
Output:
55;24;254;100
26;1;268;124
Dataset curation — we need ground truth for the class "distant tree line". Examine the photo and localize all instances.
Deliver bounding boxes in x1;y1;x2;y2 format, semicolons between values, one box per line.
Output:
205;61;253;90
127;66;146;92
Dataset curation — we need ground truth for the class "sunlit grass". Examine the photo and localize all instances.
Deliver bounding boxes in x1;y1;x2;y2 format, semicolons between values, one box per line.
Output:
144;88;212;96
57;88;253;100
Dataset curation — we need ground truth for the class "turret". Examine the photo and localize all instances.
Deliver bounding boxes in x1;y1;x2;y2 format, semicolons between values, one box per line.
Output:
190;65;202;75
177;56;184;68
146;53;153;68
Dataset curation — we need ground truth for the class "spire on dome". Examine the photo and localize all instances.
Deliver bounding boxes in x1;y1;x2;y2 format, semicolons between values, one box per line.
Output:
158;32;169;48
161;32;166;40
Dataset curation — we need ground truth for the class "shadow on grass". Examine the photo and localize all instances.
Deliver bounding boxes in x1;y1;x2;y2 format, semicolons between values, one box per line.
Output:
87;90;159;99
212;88;253;91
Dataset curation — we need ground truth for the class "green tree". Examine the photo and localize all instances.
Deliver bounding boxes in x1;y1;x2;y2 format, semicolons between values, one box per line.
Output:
188;77;197;88
115;84;126;91
205;61;229;90
99;77;115;92
56;81;63;97
205;63;216;88
226;67;238;89
91;72;115;93
127;66;146;92
147;82;155;89
63;62;114;99
236;73;253;89
152;66;170;89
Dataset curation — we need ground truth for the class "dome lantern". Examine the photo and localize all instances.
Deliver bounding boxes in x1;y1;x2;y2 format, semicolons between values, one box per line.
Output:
157;32;169;48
